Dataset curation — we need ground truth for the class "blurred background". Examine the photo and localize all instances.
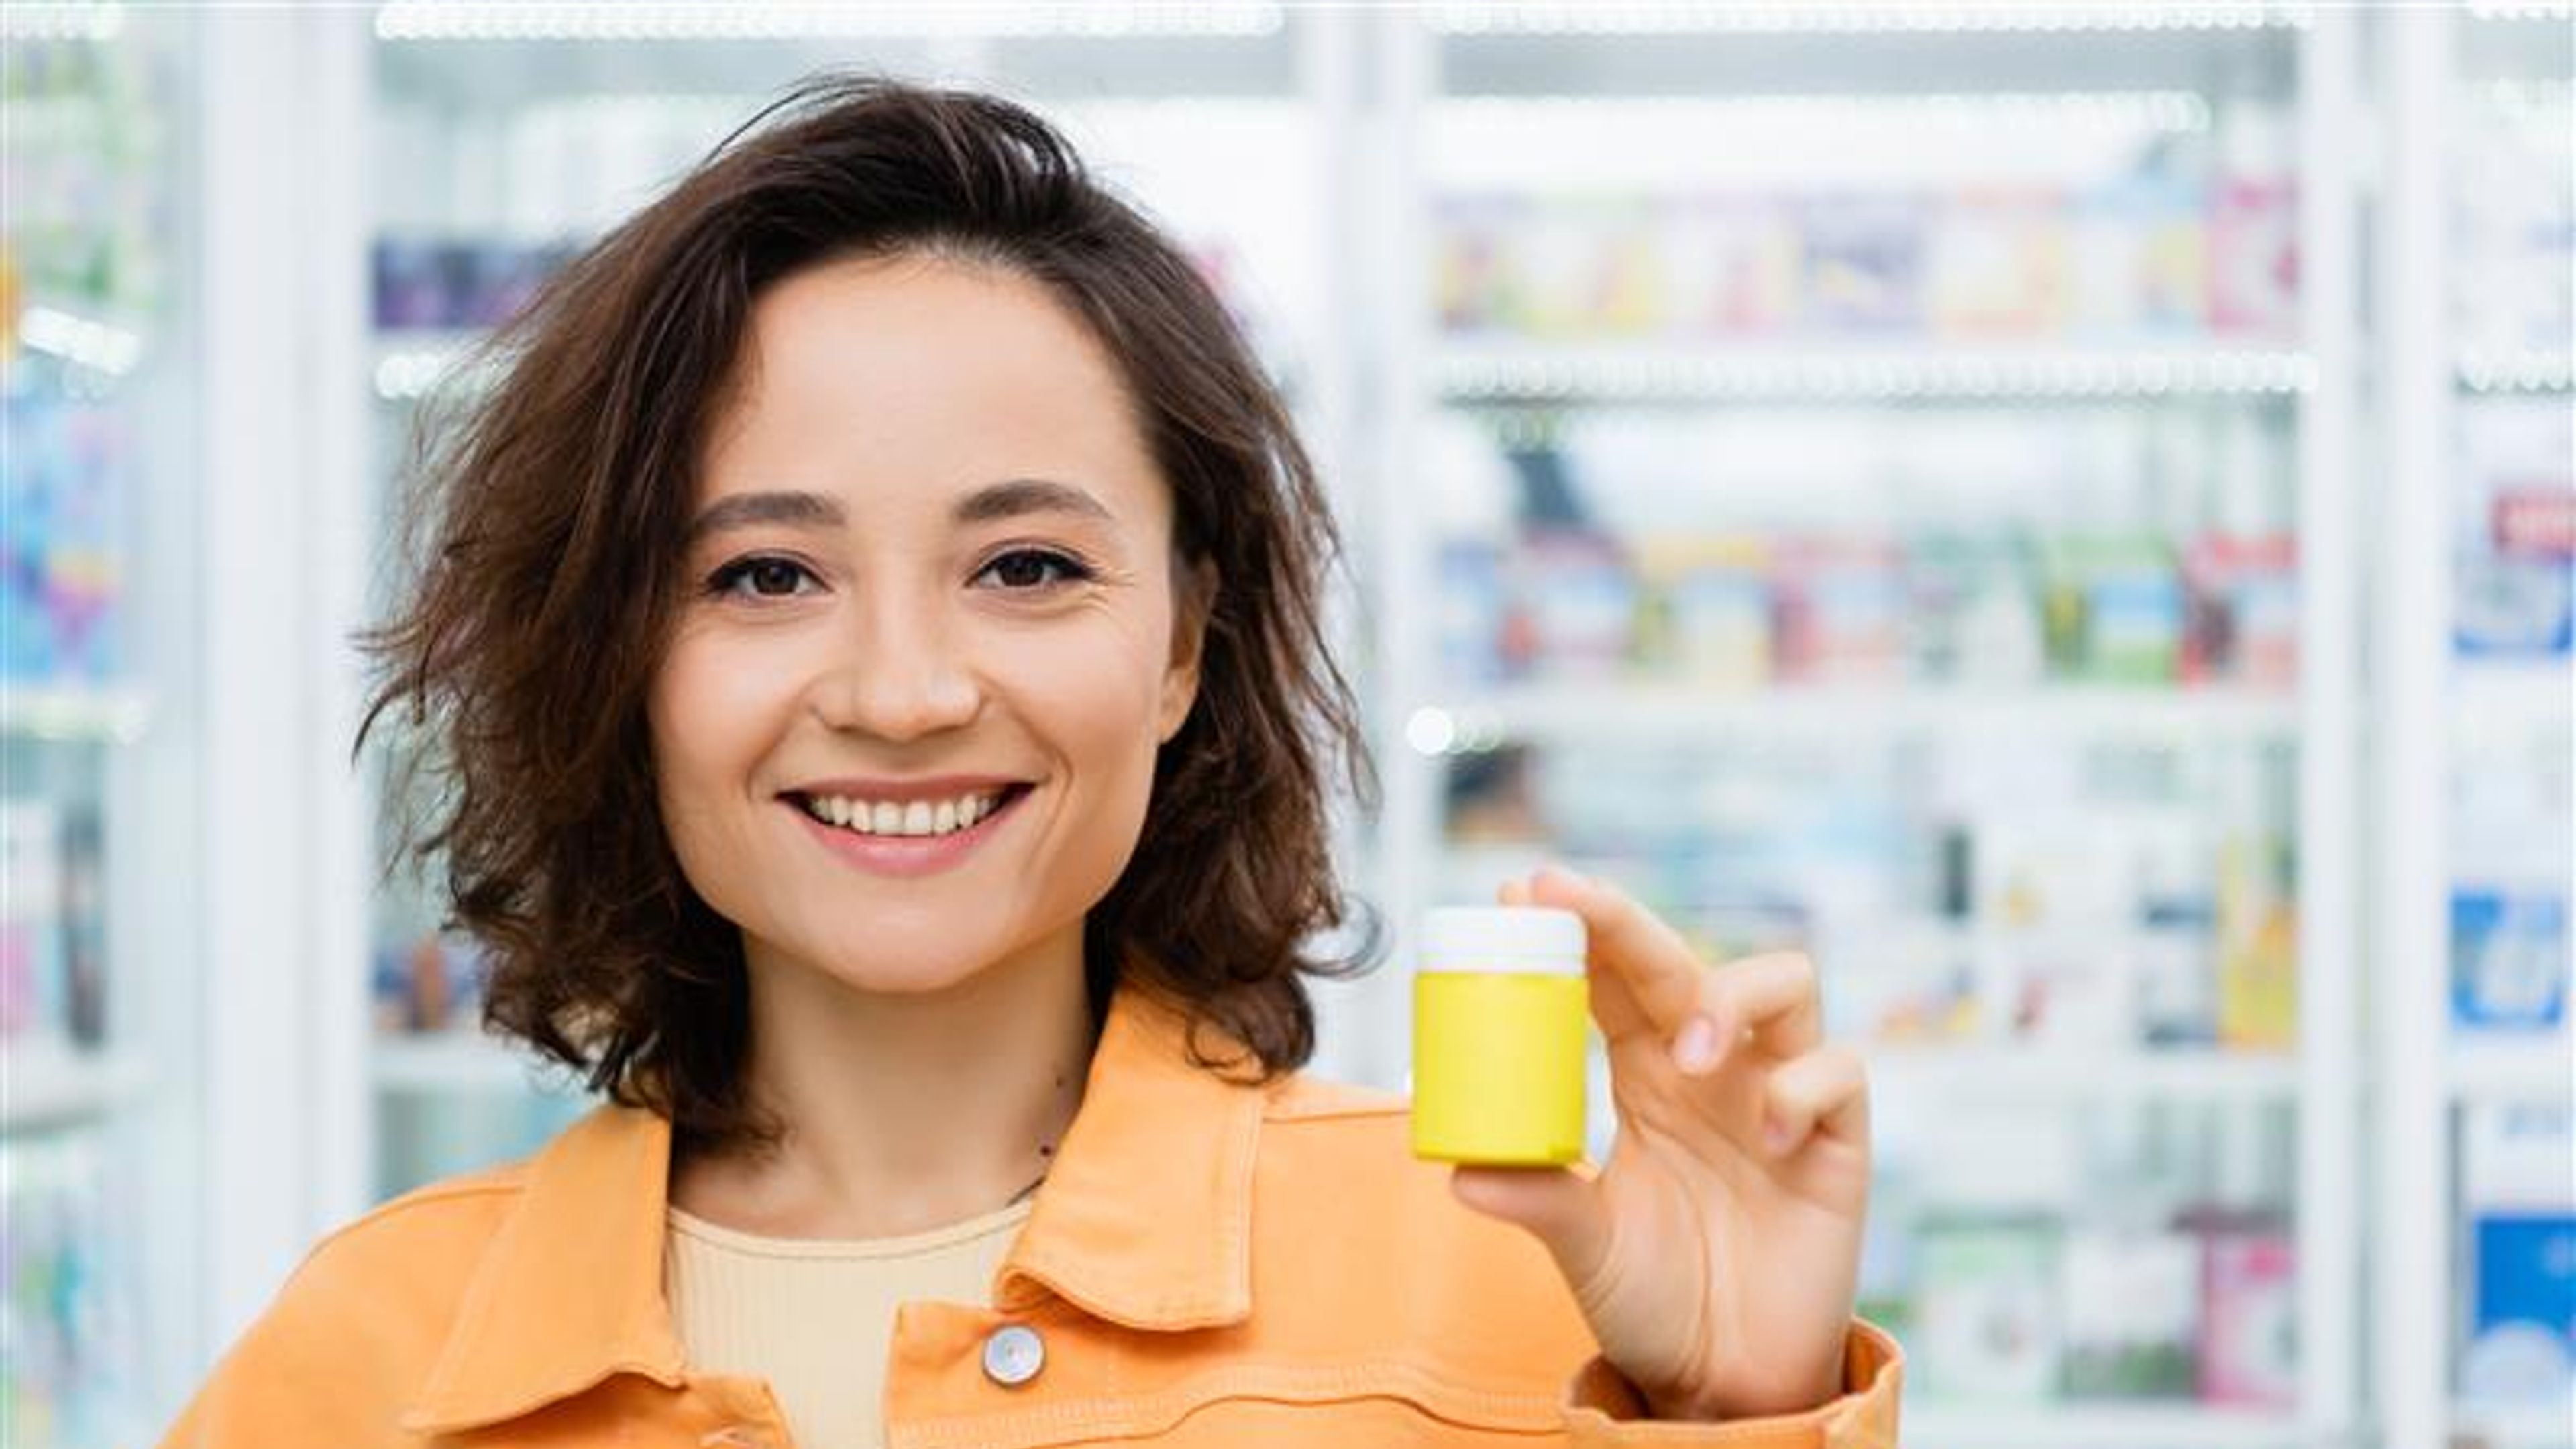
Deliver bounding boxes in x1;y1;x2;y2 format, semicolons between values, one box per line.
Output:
1;2;2570;1446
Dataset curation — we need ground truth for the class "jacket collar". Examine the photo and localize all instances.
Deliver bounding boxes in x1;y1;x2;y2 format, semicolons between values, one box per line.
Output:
401;984;1267;1434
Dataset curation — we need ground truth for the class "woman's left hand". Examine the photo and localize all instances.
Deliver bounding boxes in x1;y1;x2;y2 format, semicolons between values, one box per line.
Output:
1449;867;1870;1423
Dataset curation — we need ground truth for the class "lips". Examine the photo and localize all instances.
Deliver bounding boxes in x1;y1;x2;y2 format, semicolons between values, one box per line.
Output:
783;782;1033;879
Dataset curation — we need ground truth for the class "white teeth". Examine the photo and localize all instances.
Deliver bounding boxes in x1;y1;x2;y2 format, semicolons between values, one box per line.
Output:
805;790;1009;839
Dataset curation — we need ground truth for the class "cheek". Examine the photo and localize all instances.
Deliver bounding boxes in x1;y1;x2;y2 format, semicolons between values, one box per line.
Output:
647;631;788;827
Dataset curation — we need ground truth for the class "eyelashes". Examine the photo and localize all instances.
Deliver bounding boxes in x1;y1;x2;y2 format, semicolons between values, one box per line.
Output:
700;547;1099;602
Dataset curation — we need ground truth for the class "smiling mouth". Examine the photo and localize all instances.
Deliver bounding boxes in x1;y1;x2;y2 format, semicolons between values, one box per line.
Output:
787;784;1033;840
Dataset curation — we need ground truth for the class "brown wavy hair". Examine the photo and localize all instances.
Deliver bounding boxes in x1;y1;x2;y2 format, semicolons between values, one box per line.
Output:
362;76;1379;1155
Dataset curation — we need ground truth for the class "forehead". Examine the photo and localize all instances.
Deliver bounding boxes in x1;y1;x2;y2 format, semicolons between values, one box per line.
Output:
698;251;1163;519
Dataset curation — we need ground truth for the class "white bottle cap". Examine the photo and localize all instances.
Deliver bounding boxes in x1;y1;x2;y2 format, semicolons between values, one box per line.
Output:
1421;906;1588;976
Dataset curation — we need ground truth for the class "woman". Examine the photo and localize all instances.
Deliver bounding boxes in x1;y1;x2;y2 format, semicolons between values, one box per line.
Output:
164;79;1897;1448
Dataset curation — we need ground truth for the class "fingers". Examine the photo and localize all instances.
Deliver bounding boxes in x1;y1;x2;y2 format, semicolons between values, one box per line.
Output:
1760;1044;1870;1155
1520;867;1705;1035
1448;1165;1611;1295
1672;951;1823;1074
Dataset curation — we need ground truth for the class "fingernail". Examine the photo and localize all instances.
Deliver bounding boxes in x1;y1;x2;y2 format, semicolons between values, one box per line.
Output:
1673;1014;1723;1074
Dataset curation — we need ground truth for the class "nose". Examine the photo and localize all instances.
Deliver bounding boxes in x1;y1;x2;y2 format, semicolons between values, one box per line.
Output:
809;590;981;742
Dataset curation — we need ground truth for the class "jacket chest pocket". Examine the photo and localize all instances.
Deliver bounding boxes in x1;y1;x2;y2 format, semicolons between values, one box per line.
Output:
885;1313;1566;1449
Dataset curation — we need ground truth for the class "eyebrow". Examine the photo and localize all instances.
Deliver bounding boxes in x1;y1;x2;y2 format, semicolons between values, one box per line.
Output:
951;478;1116;529
682;478;1116;549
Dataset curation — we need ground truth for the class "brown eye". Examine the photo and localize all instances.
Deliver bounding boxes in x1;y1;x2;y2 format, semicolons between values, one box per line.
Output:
708;556;818;599
977;549;1092;592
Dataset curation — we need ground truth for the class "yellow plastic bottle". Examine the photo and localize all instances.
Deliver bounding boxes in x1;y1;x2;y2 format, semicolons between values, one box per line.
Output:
1411;906;1590;1166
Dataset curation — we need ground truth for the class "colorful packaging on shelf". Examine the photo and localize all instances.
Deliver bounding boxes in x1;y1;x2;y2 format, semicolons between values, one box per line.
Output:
2182;533;2300;688
2053;534;2186;685
1436;538;1507;686
2461;1104;2576;1402
1799;195;1925;334
1913;1214;2064;1403
0;1132;145;1446
1434;196;1527;337
2216;833;2298;1051
1;396;125;684
2451;885;2571;1032
2208;110;2300;339
1771;537;1907;684
1668;195;1801;337
1635;534;1771;687
1927;189;2070;338
2199;1228;2298;1408
1515;529;1638;678
0;800;66;1045
2467;1214;2576;1401
2061;1227;2200;1397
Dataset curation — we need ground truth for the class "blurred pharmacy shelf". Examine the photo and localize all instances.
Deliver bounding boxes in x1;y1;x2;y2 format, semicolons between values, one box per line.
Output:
1;684;155;745
1414;686;2296;751
1;1044;152;1132
2459;350;2575;395
2452;1401;2576;1449
1906;1404;2304;1449
2449;1040;2576;1105
2378;7;2576;1447
1371;7;2361;1440
1866;1045;2298;1104
371;1030;583;1095
1439;344;2316;405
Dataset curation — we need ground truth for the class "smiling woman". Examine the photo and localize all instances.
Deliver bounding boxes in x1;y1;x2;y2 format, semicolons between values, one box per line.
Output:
160;78;1898;1449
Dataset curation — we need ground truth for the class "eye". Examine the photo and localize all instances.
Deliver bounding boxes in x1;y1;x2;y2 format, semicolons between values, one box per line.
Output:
707;555;819;599
975;547;1094;592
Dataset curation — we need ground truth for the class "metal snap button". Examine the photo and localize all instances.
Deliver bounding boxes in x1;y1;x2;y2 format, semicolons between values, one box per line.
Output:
981;1322;1046;1387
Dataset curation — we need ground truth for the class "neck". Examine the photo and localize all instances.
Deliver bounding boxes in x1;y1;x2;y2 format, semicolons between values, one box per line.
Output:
674;932;1100;1240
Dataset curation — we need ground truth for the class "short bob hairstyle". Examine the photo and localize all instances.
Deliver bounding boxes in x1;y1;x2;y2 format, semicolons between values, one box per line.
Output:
364;76;1377;1156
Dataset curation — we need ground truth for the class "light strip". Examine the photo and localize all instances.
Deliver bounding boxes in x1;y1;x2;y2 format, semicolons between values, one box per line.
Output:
2459;351;2575;394
1440;347;2319;402
374;2;1283;42
2465;2;2576;18
0;2;123;42
1430;3;2312;35
1440;90;2214;132
17;306;142;378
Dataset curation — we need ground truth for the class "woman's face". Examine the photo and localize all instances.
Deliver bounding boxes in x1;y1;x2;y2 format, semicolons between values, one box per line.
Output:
651;251;1203;998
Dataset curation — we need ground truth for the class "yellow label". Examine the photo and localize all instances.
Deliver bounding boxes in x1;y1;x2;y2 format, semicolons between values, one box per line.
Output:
1411;971;1589;1166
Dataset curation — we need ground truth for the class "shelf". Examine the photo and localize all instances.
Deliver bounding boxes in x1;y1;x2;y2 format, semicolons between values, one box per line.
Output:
2455;659;2575;723
1905;1404;2309;1448
2460;352;2575;394
1432;4;2314;34
1;683;154;743
1438;343;2316;404
1411;685;2298;753
2450;1038;2575;1104
373;331;494;402
2;1043;151;1133
372;1031;586;1096
1868;1044;2302;1102
2451;1399;2576;1449
373;1;1287;42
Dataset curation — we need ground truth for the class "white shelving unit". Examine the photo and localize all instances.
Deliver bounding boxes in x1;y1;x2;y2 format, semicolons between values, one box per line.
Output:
2379;9;2576;1449
1366;8;2361;1446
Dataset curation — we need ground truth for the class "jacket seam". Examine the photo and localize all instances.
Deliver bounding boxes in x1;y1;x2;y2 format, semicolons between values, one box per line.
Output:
888;1358;1565;1449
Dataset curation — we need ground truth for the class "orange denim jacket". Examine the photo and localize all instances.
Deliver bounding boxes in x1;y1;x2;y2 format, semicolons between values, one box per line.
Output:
162;987;1900;1448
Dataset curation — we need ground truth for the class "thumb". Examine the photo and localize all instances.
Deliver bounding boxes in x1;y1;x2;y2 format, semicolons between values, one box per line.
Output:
1450;1165;1611;1290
